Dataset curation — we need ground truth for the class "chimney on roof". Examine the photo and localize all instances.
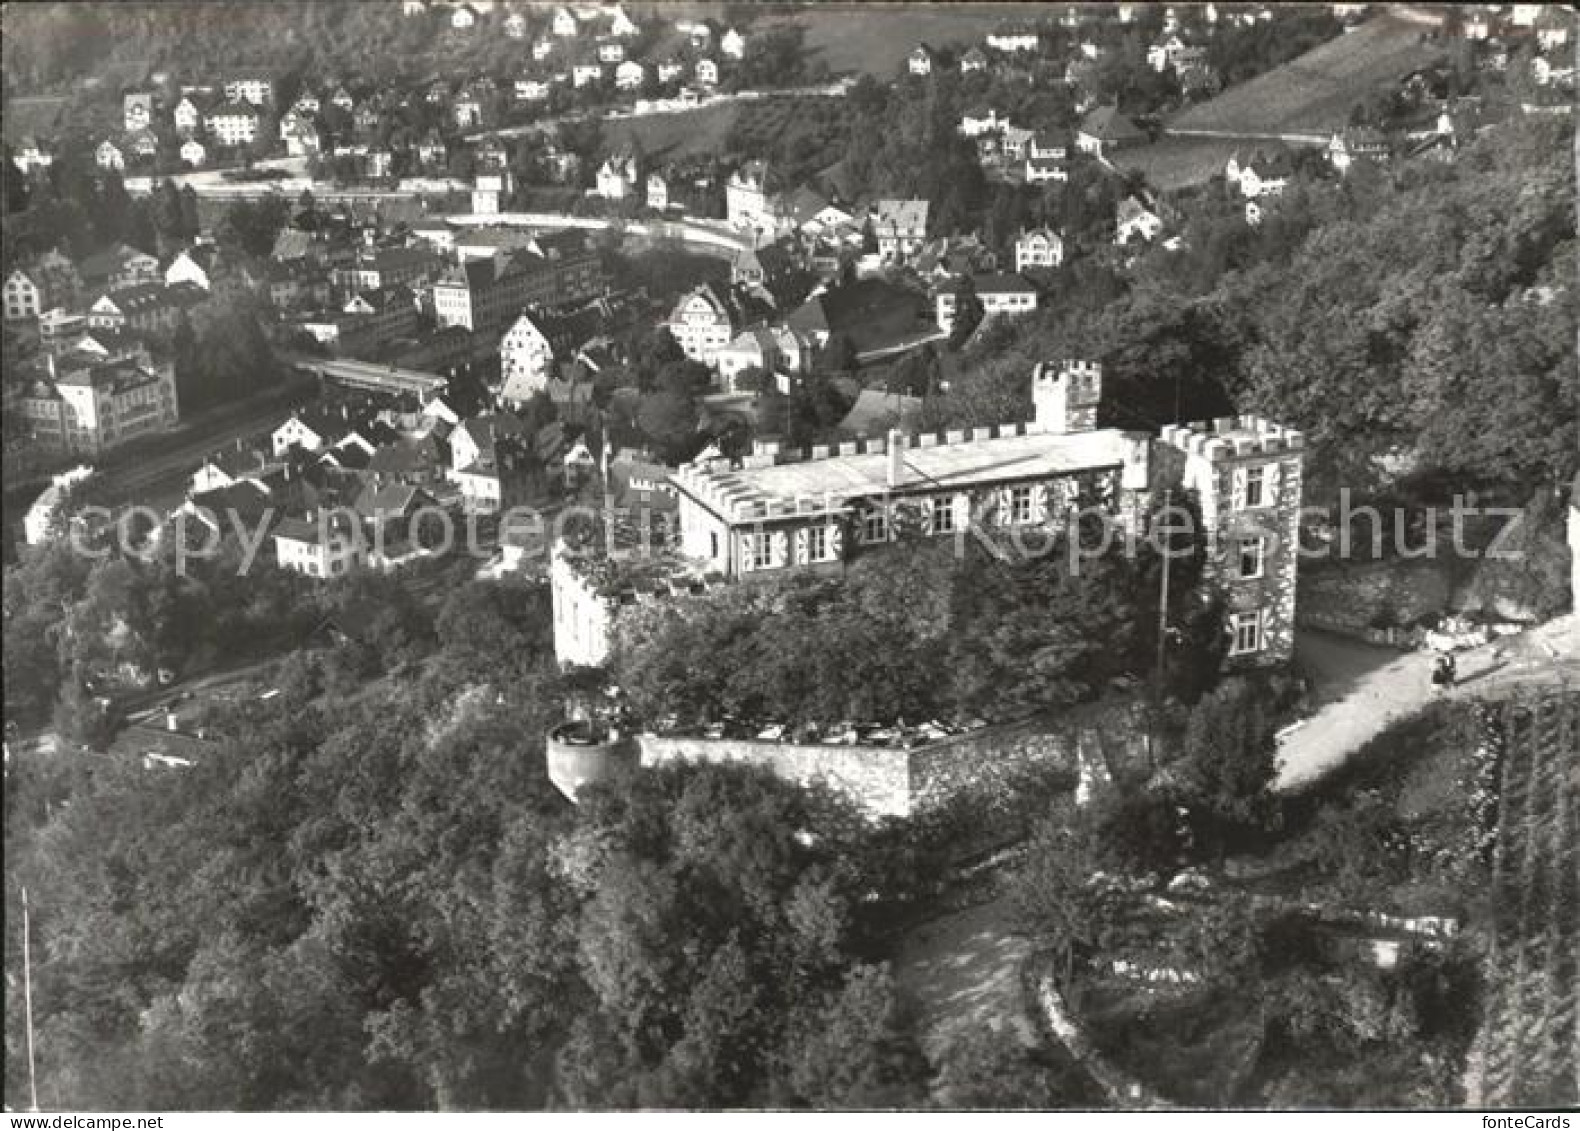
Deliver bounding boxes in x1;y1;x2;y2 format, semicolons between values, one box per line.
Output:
886;428;904;489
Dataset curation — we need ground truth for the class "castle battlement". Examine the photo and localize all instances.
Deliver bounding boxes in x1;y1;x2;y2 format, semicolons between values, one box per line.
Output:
673;419;1060;521
1034;358;1103;393
1160;415;1304;462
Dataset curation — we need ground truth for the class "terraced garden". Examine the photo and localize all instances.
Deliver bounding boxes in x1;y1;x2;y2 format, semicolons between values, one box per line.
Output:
1464;693;1580;1107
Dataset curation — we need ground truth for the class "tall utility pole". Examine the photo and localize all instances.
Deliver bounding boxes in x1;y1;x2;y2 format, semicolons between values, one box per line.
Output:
1155;487;1173;693
22;887;40;1112
1151;488;1174;770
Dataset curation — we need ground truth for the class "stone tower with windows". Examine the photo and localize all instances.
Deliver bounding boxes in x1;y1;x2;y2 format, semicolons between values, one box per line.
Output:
1158;416;1305;666
1032;359;1103;434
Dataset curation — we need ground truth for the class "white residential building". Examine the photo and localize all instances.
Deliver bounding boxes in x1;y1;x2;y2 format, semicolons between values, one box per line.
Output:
1014;228;1064;272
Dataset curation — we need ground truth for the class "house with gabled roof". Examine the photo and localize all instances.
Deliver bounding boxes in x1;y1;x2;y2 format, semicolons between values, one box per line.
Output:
96;139;126;171
1076;104;1146;157
1226;146;1296;198
666;282;740;371
123;90;156;133
1014;228;1064;273
1115;195;1165;245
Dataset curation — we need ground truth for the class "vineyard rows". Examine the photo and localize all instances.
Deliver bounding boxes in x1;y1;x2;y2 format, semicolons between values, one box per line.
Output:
1468;694;1580;1107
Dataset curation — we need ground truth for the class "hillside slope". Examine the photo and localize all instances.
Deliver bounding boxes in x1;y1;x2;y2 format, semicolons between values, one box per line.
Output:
1166;14;1445;139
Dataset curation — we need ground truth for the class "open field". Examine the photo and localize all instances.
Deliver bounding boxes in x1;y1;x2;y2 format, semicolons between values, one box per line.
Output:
601;94;840;163
767;3;1063;80
820;278;936;354
1167;14;1446;140
1110;137;1252;192
602;101;742;161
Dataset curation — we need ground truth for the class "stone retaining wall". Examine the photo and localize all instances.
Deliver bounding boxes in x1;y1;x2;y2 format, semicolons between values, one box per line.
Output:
639;704;1149;819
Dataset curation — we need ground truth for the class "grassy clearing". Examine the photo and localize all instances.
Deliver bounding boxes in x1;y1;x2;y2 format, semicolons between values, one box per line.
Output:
1110;137;1251;192
1167;14;1446;137
821;278;936;354
602;102;744;162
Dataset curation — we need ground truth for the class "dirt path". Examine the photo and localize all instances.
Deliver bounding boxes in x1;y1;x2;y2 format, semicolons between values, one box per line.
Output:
1277;617;1580;792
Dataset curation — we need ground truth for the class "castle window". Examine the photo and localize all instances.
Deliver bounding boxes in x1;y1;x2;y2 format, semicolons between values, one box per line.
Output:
1230;610;1263;655
932;495;955;534
1244;465;1267;508
808;526;828;562
1238;536;1265;579
1010;485;1033;524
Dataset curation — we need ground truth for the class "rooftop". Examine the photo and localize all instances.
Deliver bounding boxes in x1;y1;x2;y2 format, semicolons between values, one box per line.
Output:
674;425;1139;523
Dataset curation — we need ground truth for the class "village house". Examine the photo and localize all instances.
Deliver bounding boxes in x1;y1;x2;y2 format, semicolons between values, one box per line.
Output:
1226;147;1295;198
1115;195;1165;244
4;254;81;321
959;106;1006;137
503;9;529;38
515;77;553;102
986;28;1040;52
572;62;605;88
935;273;1038;333
1326;126;1388;173
1536;8;1570;52
608;4;639;37
164;247;215;290
552;5;578;36
1014;228;1064;273
665;282;740;372
645;172;670;210
448;413;537;513
12;137;54;175
273;511;366;578
908;44;934;76
1076;104;1146;157
615;60;647;90
498;309;560;405
126;130;160;162
123;90;155;133
867;198;930;263
715;324;813;390
172;95;205;135
432;238;603;332
96;139;126;172
594;150;640;199
960;46;988;74
450;3;479;30
721;27;746;59
207;100;261;147
88;283;205;337
16;346;180;455
79;243;162;292
726;160;785;232
597;38;626;63
453;92;483;127
224;72;274;107
695;57;720;87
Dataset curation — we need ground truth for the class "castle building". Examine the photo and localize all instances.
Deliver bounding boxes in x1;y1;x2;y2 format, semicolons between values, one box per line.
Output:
551;361;1306;670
